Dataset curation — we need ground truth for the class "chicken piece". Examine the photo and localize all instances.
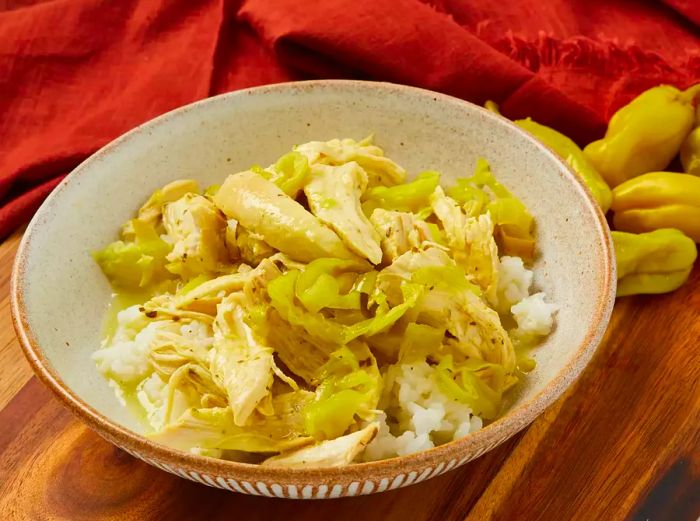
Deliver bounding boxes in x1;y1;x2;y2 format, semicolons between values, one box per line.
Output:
138;370;221;432
148;397;315;454
265;308;337;385
463;214;499;304
142;288;218;322
224;219;240;260
161;363;228;425
148;260;279;318
261;423;379;468
237;228;276;265
148;321;214;378
211;294;275;426
172;272;248;310
150;349;215;390
377;248;515;372
266;252;307;271
163;193;228;278
140;303;216;324
295;137;406;186
237;257;304;392
305;162;383;264
370;208;442;262
122;179;200;239
228;259;332;385
241;257;283;307
443;291;515;371
377;247;454;303
430;187;499;303
224;218;277;265
382;247;453;274
213;171;359;263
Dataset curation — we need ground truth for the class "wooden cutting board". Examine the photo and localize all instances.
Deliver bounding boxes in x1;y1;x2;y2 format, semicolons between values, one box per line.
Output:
0;227;698;520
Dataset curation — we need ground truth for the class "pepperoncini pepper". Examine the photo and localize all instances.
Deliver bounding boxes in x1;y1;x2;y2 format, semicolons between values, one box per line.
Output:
515;118;612;211
612;229;697;296
611;172;700;242
449;155;537;260
483;101;612;211
680;105;700;176
584;84;700;187
295;258;369;313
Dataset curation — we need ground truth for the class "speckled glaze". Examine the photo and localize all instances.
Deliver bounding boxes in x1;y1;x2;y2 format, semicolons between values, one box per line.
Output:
11;80;615;498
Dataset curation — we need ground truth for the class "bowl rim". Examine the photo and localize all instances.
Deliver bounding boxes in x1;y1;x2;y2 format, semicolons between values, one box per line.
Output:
11;79;616;483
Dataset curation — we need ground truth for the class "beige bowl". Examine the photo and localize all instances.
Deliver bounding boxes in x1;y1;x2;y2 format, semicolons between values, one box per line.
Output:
12;80;615;498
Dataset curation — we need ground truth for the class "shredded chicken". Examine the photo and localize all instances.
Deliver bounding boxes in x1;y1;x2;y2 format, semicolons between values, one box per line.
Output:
224;218;277;265
378;248;516;371
262;423;379;468
214;171;359;263
296;137;406;186
162;193;228;278
122;179;200;238
430;187;499;303
370;208;442;262
148;399;315;454
211;294;275;426
305;162;383;264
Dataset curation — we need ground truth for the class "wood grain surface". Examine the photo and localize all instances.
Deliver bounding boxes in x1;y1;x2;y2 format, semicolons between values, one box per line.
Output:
0;227;698;521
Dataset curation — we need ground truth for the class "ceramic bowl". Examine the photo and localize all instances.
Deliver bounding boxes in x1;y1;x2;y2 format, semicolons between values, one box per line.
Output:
12;80;615;498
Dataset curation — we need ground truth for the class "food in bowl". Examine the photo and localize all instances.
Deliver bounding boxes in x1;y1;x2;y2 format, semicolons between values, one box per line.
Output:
92;136;557;467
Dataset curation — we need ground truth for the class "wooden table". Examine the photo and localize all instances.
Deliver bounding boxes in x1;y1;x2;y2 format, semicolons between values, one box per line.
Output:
0;228;698;520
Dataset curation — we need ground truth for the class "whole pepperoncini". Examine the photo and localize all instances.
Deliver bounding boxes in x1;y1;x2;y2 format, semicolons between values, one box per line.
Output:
611;172;700;242
515;118;612;211
584;84;700;187
612;229;697;297
680;105;700;176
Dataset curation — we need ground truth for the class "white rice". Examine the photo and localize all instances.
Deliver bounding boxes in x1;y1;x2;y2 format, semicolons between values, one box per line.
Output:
108;304;149;344
497;255;557;337
364;361;482;461
92;316;161;384
136;372;168;429
496;255;533;311
511;292;558;337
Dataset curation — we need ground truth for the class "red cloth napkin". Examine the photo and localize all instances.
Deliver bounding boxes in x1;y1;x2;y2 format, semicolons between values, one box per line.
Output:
1;0;698;239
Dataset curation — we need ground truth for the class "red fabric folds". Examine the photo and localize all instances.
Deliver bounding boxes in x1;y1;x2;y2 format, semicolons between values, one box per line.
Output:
0;0;698;238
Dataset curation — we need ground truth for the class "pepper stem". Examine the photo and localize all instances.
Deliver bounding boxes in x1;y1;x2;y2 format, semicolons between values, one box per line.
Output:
484;100;501;115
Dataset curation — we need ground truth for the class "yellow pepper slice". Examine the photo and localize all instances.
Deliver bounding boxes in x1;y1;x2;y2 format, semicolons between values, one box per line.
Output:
295;258;368;314
495;223;536;260
611;172;700;242
612;229;697;296
584;84;700;187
